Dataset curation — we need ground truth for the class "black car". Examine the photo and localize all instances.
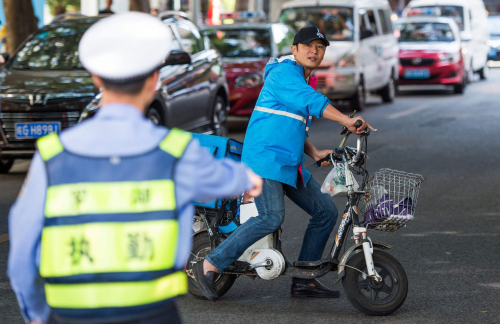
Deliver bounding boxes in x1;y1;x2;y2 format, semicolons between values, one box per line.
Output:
0;12;229;173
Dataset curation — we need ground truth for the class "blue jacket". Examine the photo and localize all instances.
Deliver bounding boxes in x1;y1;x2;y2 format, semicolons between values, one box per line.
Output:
242;56;331;188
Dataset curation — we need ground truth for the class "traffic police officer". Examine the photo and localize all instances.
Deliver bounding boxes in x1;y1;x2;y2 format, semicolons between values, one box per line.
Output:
8;12;262;324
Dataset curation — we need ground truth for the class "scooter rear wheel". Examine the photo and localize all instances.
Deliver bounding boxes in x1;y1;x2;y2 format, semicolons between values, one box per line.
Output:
186;232;236;299
342;250;408;316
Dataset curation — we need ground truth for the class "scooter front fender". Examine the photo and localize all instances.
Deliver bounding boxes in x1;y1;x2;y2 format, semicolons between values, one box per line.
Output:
334;242;392;284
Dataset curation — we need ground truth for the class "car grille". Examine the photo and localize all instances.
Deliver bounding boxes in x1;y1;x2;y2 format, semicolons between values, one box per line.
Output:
400;58;435;66
1;111;80;143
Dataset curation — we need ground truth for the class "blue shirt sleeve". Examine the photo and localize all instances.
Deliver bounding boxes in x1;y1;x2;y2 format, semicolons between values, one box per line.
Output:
266;63;330;118
7;153;50;323
173;139;253;269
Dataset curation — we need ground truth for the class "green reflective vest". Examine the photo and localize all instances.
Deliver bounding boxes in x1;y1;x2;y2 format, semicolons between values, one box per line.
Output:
37;129;191;319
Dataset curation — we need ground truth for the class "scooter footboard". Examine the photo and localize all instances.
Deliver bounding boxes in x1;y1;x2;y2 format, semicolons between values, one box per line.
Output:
283;261;337;279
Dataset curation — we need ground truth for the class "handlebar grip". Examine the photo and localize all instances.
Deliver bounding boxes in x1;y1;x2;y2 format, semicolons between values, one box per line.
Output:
314;155;332;168
354;120;363;128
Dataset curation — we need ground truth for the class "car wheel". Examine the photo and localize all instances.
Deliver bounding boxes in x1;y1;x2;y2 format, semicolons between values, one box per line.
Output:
380;75;395;103
0;159;14;174
146;107;163;126
479;64;489;80
453;80;465;94
350;80;365;112
211;96;228;137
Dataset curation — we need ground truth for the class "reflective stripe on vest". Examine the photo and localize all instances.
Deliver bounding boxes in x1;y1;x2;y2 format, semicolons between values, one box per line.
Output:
254;106;307;124
37;132;64;161
37;129;191;314
45;271;187;309
44;180;176;217
39;220;179;278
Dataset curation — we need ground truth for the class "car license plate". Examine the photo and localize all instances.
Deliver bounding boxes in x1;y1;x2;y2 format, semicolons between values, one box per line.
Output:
15;122;60;139
404;69;430;79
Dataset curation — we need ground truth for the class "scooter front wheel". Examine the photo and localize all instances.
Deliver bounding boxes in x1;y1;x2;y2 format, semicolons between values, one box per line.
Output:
342;250;408;316
186;231;236;299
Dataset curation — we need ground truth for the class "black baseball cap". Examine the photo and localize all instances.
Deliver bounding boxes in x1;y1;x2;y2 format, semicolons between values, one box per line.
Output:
293;27;330;47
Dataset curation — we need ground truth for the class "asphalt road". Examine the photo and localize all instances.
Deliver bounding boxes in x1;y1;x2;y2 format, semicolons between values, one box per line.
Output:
1;70;500;324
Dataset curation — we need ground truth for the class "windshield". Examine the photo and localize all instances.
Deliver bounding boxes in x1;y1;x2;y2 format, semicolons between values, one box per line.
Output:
488;17;500;36
10;26;86;70
413;6;465;30
204;28;271;58
280;7;354;41
396;22;455;42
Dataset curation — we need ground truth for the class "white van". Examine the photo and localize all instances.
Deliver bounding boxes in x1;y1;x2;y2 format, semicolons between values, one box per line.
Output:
279;0;399;111
404;0;490;80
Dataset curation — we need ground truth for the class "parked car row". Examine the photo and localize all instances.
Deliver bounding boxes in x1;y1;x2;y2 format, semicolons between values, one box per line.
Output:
0;0;493;173
0;13;229;173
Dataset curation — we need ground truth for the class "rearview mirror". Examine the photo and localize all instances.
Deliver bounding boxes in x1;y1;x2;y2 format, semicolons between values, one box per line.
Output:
163;50;191;66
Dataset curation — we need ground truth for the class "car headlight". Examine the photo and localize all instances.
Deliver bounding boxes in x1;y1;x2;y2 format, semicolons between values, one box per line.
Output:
337;49;357;68
234;73;264;88
78;93;102;123
439;53;460;63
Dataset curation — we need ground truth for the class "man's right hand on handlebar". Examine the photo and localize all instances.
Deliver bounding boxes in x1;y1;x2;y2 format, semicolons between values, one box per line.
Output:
321;104;373;135
343;116;373;135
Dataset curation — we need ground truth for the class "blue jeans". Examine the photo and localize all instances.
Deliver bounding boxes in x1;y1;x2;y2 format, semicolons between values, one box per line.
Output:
205;174;338;284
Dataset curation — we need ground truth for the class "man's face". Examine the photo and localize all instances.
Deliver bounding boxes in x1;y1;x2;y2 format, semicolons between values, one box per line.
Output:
291;39;326;70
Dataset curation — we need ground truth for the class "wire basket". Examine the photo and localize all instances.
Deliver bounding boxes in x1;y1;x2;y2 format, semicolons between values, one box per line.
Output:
361;168;426;232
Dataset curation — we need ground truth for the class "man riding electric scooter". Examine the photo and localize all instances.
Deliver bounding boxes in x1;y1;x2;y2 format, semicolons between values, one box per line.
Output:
194;27;373;300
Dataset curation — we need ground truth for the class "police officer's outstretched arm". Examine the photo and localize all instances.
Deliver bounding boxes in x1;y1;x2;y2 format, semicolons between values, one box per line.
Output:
176;138;262;205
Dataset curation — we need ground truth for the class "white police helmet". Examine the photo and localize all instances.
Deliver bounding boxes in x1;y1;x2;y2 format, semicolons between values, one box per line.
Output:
79;12;172;82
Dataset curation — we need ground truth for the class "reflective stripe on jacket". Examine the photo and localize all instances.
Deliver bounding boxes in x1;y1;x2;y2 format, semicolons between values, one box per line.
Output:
36;129;191;321
242;56;330;188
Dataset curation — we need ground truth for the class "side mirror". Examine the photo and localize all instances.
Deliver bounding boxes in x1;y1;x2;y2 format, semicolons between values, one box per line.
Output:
0;52;9;65
163;50;191;66
360;29;374;40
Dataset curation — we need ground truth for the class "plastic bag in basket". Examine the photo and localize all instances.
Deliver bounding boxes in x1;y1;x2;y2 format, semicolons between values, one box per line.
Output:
364;185;414;224
321;162;359;196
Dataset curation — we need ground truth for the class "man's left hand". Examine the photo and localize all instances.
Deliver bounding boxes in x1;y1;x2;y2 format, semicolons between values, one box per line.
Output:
314;150;334;167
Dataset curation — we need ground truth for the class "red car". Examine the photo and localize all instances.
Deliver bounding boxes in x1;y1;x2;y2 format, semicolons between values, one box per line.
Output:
395;16;467;93
203;23;296;116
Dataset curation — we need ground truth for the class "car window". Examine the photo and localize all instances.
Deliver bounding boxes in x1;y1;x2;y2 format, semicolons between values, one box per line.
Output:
366;10;380;35
204;28;271;58
385;10;393;33
166;26;181;51
378;9;389;34
413;6;465;31
10;26;86;70
280;7;354;41
488;17;500;36
176;25;202;55
396;22;455;42
273;25;289;55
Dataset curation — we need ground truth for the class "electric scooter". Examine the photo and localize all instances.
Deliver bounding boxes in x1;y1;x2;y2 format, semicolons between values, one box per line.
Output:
187;117;425;316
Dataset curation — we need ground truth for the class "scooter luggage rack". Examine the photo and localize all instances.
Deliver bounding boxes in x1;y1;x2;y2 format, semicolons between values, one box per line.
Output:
361;168;426;232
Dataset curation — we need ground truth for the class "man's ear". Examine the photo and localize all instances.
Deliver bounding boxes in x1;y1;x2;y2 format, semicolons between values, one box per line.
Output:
291;44;298;55
146;70;160;91
92;75;103;88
